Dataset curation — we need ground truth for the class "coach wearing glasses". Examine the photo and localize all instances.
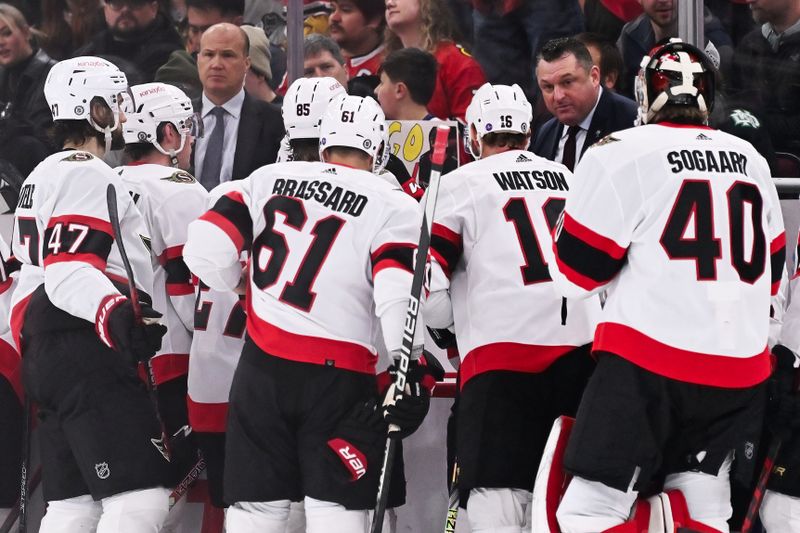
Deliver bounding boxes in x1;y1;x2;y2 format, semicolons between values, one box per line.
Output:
76;0;183;82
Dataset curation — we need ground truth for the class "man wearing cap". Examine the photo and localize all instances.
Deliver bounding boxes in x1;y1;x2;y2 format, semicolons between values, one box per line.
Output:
241;25;282;107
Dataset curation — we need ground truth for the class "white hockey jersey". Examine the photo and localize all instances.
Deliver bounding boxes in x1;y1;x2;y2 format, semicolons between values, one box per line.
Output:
117;163;208;385
187;182;246;433
550;123;785;388
427;150;600;387
10;150;154;349
184;161;422;374
0;236;20;401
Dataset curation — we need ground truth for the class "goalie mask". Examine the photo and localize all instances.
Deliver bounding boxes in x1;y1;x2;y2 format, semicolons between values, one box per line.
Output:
465;83;532;159
123;83;197;167
319;94;388;172
635;39;715;125
44;56;129;152
283;77;347;140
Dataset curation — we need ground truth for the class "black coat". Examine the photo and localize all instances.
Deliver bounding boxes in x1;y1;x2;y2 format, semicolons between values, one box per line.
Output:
531;89;638;163
76;13;182;82
194;93;284;182
0;48;55;134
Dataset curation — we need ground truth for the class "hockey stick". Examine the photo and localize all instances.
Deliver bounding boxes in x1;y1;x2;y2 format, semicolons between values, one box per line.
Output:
443;461;459;533
106;184;171;459
17;396;31;533
168;455;206;509
0;467;40;533
370;125;451;533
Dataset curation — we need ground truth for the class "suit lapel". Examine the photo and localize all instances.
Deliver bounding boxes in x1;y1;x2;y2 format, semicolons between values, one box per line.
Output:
232;94;258;180
582;90;611;155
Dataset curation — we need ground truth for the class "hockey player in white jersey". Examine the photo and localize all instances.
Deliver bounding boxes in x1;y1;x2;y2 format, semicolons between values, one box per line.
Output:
116;82;208;527
549;40;785;532
281;76;347;162
0;237;21;525
184;94;428;533
9;57;170;532
423;82;599;533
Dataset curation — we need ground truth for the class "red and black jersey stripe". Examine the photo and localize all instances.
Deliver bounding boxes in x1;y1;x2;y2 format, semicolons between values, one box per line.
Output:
771;232;786;296
371;242;414;276
159;245;193;296
199;191;253;251
42;214;113;270
553;213;627;291
431;223;462;279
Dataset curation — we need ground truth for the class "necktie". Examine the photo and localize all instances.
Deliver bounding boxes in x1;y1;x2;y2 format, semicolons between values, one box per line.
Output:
201;106;226;190
561;125;580;172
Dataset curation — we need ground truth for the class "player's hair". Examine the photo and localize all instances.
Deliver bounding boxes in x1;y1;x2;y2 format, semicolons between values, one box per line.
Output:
380;48;438;106
186;0;245;17
304;34;345;64
323;145;373;162
52;120;102;149
536;37;595;74
575;32;623;87
385;0;461;53
649;104;708;126
123;122;172;161
481;132;528;150
290;138;320;162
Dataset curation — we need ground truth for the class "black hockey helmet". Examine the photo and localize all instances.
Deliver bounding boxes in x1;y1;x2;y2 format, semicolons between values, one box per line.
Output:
635;38;716;124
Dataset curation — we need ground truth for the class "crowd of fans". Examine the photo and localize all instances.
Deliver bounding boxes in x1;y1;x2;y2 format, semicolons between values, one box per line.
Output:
0;0;795;199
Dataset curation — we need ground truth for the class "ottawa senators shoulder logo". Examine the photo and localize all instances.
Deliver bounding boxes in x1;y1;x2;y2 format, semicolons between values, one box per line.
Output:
61;152;94;162
592;134;620;148
161;171;197;184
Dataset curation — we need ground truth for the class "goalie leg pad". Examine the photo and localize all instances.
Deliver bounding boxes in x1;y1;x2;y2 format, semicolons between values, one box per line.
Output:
662;453;733;532
556;476;638;533
761;490;800;532
39;494;102;533
96;487;170;533
467;487;531;532
224;500;291;533
304;496;369;533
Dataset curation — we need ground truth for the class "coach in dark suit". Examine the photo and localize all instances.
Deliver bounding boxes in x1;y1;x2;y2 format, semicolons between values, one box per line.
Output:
194;23;283;190
532;37;637;170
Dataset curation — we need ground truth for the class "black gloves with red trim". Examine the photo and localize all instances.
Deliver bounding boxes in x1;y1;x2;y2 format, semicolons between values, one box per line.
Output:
767;344;800;441
96;294;168;366
382;351;445;439
326;398;386;483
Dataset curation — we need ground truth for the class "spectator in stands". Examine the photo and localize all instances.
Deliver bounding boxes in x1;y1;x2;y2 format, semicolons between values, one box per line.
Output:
576;31;624;91
76;0;182;82
38;0;105;60
0;4;56;134
155;0;245;102
617;0;733;97
729;0;800;158
470;0;583;99
194;23;282;189
385;0;485;121
532;37;637;170
580;0;642;43
303;34;349;88
375;47;437;120
329;0;385;79
241;25;281;107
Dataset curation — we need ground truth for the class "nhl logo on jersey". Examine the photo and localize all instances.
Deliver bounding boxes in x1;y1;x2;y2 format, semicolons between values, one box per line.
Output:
61;152;94;162
95;462;110;479
744;441;754;460
161;171;197;184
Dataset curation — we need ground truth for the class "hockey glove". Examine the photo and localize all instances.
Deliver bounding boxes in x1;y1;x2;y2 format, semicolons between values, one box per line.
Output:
766;344;800;441
96;295;168;365
382;352;444;439
326;398;387;483
427;326;457;349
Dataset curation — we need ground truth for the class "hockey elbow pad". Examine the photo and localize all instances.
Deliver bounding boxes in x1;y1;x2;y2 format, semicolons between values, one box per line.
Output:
326;398;386;483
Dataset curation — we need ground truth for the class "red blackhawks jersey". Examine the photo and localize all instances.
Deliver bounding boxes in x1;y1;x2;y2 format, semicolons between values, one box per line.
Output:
551;123;785;388
429;41;486;121
116;163;208;385
346;44;384;79
428;150;600;387
184;161;421;374
187;182;246;433
10;150;154;349
0;236;21;402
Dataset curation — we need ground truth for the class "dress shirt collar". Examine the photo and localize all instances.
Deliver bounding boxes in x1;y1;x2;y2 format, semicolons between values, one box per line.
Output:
202;88;245;119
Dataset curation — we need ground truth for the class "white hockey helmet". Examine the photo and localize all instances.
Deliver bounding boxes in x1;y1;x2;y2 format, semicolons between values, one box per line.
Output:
282;77;346;140
44;56;128;150
319;94;388;172
465;83;532;159
123;83;196;165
